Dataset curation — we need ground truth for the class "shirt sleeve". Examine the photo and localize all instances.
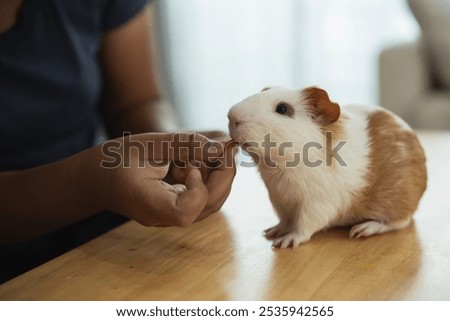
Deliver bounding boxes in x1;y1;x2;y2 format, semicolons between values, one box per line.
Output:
102;0;149;31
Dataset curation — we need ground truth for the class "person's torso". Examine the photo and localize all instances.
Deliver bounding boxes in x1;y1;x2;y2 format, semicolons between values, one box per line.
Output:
0;0;106;171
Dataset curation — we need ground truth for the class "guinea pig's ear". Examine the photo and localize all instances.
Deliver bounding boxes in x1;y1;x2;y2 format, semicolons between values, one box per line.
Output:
261;87;272;92
303;87;340;125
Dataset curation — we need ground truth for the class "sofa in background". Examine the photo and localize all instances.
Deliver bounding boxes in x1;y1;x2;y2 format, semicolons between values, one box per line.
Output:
379;0;450;130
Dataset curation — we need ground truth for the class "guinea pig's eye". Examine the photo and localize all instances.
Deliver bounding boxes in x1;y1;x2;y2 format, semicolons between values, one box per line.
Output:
275;103;289;115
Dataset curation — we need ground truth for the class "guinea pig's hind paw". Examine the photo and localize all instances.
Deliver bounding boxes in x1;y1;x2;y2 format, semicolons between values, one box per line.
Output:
349;220;388;239
272;233;308;250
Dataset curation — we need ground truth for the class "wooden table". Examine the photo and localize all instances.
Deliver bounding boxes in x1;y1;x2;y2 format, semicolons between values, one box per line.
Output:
1;131;449;300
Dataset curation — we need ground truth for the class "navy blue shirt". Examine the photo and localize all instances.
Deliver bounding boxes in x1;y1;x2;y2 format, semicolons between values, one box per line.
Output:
0;0;148;171
0;0;149;284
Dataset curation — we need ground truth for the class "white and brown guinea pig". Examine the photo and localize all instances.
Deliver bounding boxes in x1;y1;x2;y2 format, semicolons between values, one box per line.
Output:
227;86;427;249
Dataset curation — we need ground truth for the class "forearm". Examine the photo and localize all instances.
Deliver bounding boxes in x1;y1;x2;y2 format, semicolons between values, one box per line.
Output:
104;97;181;138
0;149;102;244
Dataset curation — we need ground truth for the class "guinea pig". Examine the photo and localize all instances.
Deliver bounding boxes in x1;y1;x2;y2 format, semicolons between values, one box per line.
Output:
227;86;427;249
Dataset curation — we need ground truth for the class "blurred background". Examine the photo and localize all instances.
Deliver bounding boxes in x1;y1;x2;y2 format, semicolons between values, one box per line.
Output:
152;0;450;131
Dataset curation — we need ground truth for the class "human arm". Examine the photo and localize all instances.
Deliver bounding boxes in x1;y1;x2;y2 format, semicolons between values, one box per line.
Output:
0;133;236;244
99;3;179;137
99;4;227;139
0;4;237;245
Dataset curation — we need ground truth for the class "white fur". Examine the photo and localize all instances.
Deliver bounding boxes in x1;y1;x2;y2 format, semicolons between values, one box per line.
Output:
349;217;411;239
228;88;377;248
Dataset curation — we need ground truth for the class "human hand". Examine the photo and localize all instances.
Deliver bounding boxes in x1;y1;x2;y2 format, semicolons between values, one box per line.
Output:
90;133;237;227
196;130;230;142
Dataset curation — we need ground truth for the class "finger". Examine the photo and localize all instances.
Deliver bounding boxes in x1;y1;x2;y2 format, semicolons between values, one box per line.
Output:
172;169;209;225
168;163;186;183
145;163;170;180
115;132;224;163
205;140;239;164
198;130;230;141
168;161;209;184
195;142;238;221
137;170;207;227
164;133;225;164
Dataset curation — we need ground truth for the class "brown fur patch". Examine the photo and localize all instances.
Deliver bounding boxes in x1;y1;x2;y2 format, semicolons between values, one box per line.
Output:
342;110;427;225
303;87;341;126
302;86;346;168
320;115;348;168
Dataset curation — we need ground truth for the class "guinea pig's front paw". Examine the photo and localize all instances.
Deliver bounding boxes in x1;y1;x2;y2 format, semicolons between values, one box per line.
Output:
263;224;289;239
272;232;310;249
